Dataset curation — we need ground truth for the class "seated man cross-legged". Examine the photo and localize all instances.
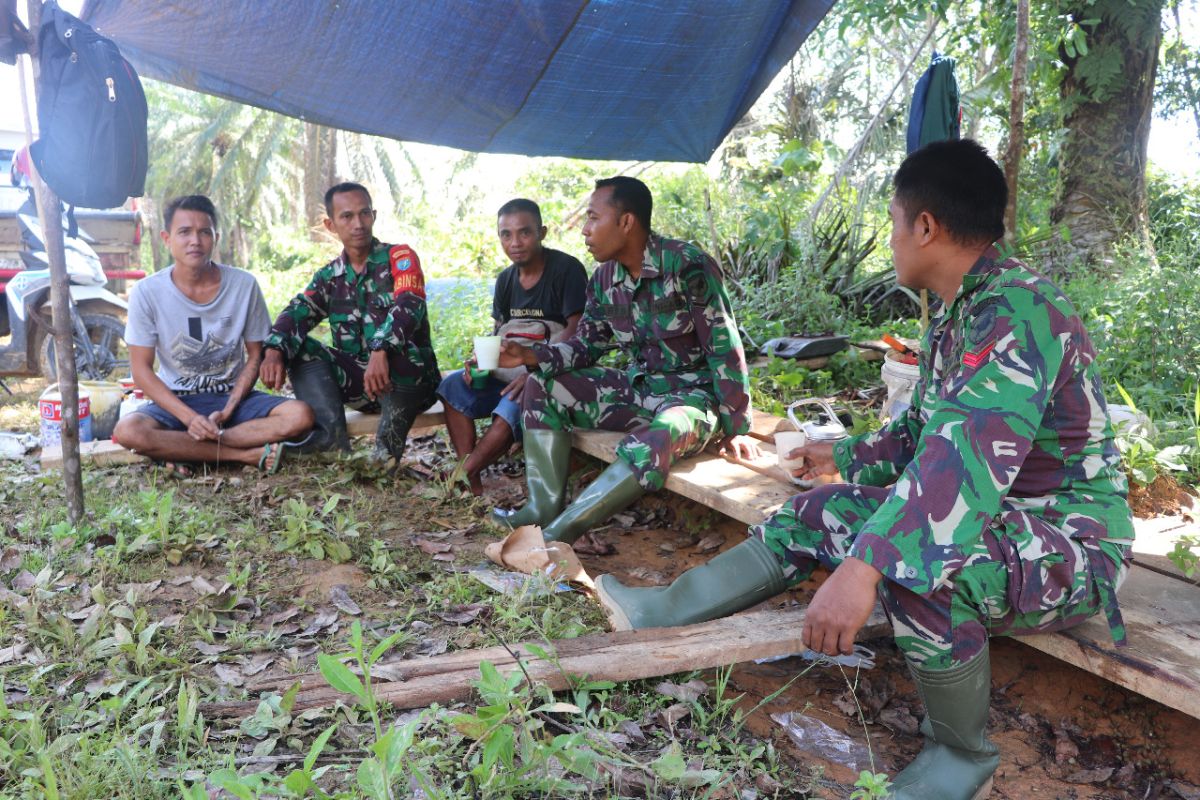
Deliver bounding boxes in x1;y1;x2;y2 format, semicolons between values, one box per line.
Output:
437;198;587;494
260;182;440;462
492;176;760;545
596;141;1134;800
114;195;313;472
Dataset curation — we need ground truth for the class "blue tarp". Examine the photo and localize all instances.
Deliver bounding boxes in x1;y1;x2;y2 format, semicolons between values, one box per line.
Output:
80;0;834;163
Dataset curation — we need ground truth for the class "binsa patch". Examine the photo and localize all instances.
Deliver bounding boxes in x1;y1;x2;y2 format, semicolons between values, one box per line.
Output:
389;244;426;299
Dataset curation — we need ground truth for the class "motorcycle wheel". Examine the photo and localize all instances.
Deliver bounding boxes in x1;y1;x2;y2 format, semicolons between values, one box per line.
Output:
39;312;130;382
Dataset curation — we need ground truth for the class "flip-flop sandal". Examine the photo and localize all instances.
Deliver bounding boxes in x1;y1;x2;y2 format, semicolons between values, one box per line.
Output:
154;460;195;479
257;442;288;474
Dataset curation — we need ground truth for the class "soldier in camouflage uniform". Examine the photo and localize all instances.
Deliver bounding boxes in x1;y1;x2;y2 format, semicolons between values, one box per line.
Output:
260;182;439;460
597;141;1134;800
491;176;759;544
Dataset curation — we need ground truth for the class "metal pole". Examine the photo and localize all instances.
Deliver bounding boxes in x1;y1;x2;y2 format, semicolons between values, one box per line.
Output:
21;0;85;523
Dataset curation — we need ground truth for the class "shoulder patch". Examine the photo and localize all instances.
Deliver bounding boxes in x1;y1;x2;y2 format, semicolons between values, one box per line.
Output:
963;299;1001;368
389;245;425;299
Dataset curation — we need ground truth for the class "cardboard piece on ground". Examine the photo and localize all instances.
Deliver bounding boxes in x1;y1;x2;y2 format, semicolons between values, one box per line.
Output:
483;525;594;589
41;438;148;470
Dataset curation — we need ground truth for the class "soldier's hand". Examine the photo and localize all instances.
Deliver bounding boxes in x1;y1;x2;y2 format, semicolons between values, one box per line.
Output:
498;341;534;369
500;372;528;403
260;349;287;391
802;557;882;657
718;434;762;460
364;350;392;400
462;357;477;385
788;440;842;484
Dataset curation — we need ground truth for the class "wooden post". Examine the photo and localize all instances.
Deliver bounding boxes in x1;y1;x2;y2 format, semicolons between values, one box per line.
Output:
1002;0;1030;245
703;188;723;276
21;0;85;523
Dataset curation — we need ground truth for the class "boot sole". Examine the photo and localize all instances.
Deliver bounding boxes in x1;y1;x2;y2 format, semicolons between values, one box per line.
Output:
595;576;634;632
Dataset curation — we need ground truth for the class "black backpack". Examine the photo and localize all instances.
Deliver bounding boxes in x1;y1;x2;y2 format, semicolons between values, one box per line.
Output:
30;2;147;210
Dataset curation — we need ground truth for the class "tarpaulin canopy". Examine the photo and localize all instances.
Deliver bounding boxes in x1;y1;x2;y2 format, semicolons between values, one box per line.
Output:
79;0;835;163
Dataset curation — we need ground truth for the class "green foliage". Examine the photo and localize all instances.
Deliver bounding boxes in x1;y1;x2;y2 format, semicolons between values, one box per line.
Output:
426;279;494;369
273;493;360;563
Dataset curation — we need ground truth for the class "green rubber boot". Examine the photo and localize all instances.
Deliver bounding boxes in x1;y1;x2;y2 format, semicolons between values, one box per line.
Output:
289;359;349;453
490;430;572;529
541;459;645;545
595;537;787;630
373;385;434;461
889;648;999;800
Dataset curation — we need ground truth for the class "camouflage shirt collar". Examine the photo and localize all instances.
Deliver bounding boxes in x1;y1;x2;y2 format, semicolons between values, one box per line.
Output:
330;238;386;278
959;246;1005;293
612;233;663;287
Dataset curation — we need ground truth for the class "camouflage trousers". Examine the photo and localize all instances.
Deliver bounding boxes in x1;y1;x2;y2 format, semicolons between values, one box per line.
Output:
749;483;1130;669
293;336;433;411
522;367;720;490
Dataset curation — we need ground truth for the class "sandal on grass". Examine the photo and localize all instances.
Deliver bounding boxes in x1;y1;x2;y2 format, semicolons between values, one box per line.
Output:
257;442;288;474
154;460;196;479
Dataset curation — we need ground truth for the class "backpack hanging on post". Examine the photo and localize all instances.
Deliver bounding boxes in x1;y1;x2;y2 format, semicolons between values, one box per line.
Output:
30;1;147;210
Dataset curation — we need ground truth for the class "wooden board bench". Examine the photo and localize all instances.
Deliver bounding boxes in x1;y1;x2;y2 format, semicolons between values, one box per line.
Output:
567;422;1200;720
38;401;450;470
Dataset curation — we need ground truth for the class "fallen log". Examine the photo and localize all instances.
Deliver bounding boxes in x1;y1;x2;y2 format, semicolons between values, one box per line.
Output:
203;605;890;718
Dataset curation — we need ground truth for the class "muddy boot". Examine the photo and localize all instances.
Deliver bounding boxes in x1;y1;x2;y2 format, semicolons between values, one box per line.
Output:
889;649;999;800
596;537;787;630
373;385;433;461
490;429;571;529
289;359;349;453
541;459;644;545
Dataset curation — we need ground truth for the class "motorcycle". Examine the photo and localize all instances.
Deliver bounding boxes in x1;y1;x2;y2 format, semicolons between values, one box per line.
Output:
0;206;130;382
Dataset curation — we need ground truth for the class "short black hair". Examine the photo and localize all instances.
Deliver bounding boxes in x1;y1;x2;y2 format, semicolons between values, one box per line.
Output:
163;195;218;231
594;176;652;232
892;139;1007;245
497;198;542;227
324;182;372;216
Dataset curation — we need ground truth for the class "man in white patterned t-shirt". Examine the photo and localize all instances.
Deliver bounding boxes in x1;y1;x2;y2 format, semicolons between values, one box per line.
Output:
113;195;312;473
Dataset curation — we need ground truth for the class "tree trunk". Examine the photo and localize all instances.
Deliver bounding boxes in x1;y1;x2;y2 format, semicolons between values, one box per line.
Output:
1002;0;1030;243
304;123;340;237
1051;0;1163;268
23;0;84;523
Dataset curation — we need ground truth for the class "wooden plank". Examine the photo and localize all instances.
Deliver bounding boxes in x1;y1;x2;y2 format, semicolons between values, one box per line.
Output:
203;605;890;717
1018;564;1200;720
345;401;446;437
571;429;795;526
41;400;450;469
1131;515;1198;582
40;438;147;470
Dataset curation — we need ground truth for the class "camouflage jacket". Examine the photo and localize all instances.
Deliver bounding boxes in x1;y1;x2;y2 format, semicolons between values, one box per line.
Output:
264;240;439;386
835;250;1133;635
529;234;752;436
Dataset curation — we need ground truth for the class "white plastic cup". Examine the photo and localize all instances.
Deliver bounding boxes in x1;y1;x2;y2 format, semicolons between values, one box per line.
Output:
774;429;807;482
473;335;502;370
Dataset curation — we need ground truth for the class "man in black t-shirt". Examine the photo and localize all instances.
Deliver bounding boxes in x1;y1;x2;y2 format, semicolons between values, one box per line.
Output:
437;199;588;494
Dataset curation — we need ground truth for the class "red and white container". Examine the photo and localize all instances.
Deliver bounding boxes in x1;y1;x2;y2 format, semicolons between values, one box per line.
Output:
39;386;93;448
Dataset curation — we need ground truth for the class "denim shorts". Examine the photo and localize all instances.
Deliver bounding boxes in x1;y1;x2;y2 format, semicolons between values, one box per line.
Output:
436;370;523;440
134;390;289;431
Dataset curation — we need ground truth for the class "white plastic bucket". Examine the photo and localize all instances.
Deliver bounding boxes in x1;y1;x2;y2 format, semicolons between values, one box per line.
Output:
880;350;920;421
39;386;93;448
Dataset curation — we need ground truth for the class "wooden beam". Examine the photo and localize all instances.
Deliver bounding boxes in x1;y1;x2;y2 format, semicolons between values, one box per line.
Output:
41;439;148;470
204;605;891;718
345;401;446;437
1018;564;1200;720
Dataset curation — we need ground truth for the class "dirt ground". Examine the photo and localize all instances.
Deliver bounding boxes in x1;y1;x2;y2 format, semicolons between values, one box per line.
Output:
3;397;1199;797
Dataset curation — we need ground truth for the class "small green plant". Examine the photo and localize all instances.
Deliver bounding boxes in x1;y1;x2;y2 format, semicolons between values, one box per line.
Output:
275;493;359;563
851;769;893;799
